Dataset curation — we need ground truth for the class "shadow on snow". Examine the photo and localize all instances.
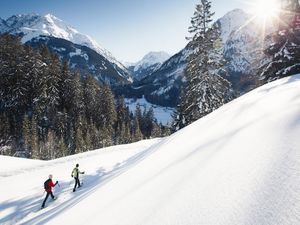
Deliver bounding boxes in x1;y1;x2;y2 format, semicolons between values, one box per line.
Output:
0;140;164;225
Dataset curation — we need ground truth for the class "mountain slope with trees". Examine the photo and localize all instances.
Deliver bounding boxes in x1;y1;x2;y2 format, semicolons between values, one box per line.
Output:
0;14;132;85
0;35;168;159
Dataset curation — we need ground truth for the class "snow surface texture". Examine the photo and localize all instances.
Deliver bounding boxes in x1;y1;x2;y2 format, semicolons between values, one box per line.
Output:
1;75;300;225
0;14;128;73
125;97;174;125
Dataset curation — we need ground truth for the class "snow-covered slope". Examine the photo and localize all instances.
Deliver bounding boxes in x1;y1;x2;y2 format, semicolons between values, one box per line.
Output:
128;51;170;80
1;75;300;225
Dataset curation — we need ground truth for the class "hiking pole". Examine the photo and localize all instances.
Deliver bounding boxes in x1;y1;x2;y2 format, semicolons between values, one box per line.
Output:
55;181;60;189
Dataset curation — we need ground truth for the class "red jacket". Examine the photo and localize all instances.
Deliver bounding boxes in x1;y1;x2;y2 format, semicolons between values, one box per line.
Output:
46;179;56;193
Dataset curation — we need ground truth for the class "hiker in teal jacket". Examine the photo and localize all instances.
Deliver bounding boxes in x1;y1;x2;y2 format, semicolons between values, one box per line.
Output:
71;164;85;192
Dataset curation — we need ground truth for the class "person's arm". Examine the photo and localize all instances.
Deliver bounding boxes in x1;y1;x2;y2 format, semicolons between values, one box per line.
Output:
49;180;55;187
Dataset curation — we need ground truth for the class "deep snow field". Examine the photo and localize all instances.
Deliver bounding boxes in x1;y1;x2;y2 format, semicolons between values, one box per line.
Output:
1;75;300;225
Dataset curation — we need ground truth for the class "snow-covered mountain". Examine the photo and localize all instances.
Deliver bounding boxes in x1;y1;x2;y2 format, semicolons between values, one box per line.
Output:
1;74;300;225
219;9;275;91
0;14;132;85
218;9;252;44
0;18;8;31
127;51;170;80
121;9;274;107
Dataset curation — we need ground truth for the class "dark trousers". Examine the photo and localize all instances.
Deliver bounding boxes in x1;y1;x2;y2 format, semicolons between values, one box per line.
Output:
73;177;81;191
42;191;55;207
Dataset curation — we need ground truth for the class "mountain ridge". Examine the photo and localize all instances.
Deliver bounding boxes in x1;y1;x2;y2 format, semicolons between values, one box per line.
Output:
0;13;132;85
127;51;170;81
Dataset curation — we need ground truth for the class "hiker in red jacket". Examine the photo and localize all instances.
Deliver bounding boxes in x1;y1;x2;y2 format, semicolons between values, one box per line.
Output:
41;174;58;208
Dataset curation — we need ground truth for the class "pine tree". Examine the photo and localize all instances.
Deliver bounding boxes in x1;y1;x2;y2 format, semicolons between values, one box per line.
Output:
114;96;129;143
151;123;162;138
57;137;68;157
97;85;116;135
22;114;30;155
175;0;233;129
172;99;186;131
135;103;143;134
260;0;300;82
161;125;172;137
133;116;143;142
120;122;131;144
47;130;57;159
89;122;101;149
0;113;12;155
75;126;85;154
70;72;84;119
143;107;155;138
99;126;113;147
82;75;100;124
85;130;92;151
31;115;39;159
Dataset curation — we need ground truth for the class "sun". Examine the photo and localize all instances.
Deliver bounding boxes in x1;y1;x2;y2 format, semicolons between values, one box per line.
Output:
251;0;281;21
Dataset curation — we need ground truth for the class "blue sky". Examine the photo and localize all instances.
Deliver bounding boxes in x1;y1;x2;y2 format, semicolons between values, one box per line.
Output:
0;0;249;62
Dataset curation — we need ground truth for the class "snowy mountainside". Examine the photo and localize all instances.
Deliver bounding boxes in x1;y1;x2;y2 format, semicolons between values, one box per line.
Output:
217;9;252;43
2;14;122;69
121;9;274;107
115;47;190;107
0;17;8;31
137;47;191;107
127;51;170;81
219;9;274;91
1;74;300;225
28;36;131;85
0;14;132;85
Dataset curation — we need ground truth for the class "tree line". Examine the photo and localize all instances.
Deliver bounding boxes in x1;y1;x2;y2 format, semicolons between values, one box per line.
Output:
0;34;170;159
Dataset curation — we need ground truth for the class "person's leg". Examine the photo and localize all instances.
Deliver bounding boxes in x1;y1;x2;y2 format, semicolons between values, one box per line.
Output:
50;191;55;199
42;192;50;208
73;177;78;191
78;177;81;187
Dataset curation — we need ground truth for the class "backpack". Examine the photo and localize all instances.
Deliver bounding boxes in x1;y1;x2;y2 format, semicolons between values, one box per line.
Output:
44;179;50;190
72;168;79;177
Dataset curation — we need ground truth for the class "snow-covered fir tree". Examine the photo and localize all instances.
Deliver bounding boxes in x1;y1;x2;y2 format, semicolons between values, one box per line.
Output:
133;116;143;142
0;34;169;159
260;0;300;82
174;0;233;130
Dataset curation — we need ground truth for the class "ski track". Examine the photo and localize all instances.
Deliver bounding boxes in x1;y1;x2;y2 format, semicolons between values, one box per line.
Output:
0;139;162;225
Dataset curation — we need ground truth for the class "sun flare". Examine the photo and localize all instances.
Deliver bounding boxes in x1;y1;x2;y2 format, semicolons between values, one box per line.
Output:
252;0;281;21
